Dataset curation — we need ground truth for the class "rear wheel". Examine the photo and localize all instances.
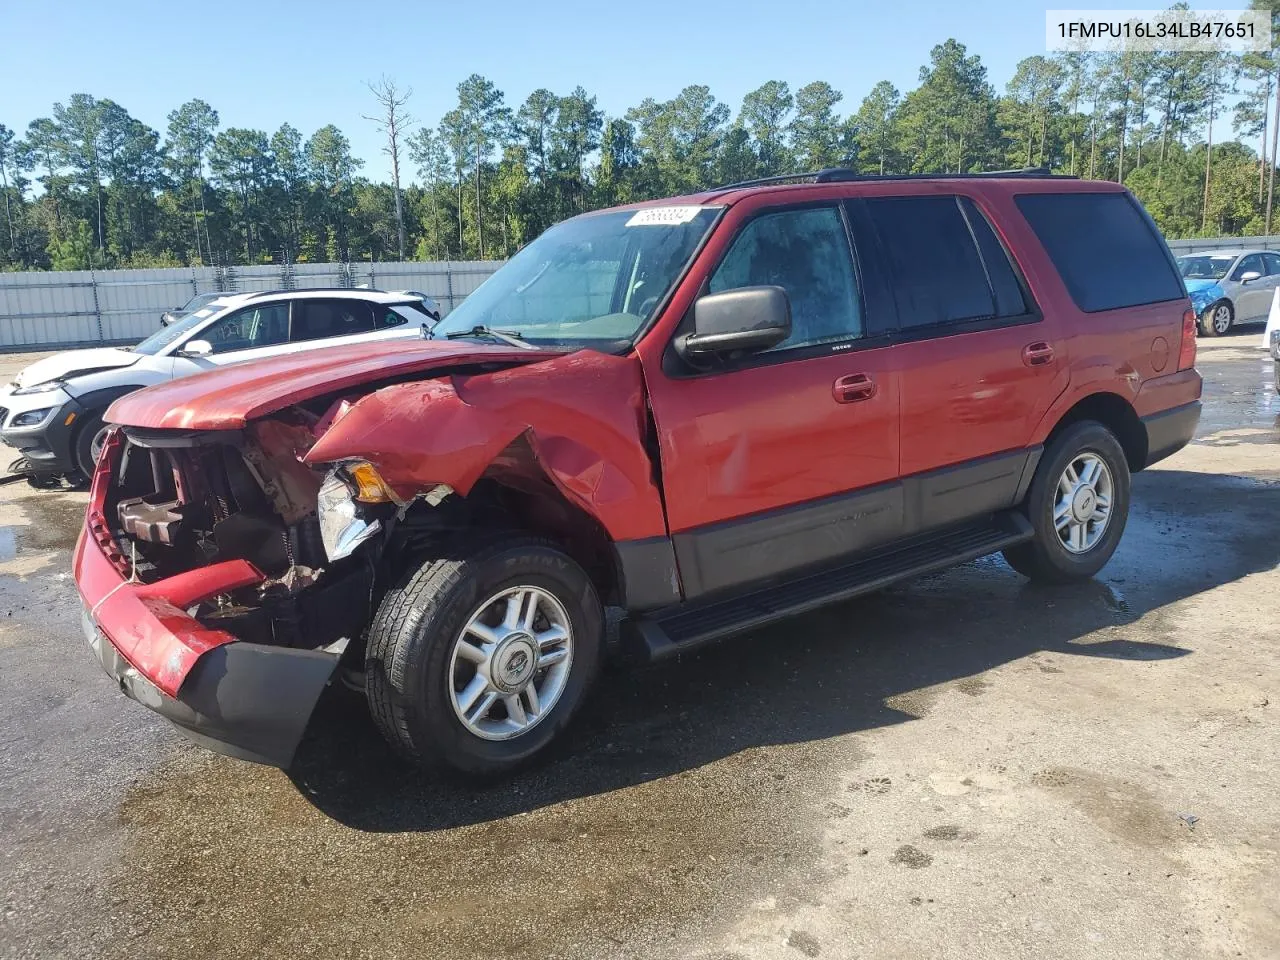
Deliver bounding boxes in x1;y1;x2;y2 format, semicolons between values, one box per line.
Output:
365;537;602;776
73;411;109;481
1003;421;1130;584
1199;300;1233;337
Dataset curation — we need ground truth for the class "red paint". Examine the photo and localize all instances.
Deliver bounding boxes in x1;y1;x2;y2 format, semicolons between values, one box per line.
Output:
106;339;557;431
304;350;666;541
896;323;1067;476
646;344;901;534
76;438;265;697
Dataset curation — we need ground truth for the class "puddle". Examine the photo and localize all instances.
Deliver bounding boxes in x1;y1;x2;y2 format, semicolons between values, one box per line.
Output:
0;494;86;557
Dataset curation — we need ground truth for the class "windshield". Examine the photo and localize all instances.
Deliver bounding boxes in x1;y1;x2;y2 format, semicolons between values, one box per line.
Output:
179;292;224;312
134;305;223;355
432;206;722;346
1177;255;1236;280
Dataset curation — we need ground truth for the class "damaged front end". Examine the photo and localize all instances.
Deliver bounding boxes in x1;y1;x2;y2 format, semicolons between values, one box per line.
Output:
76;416;383;767
76;343;668;768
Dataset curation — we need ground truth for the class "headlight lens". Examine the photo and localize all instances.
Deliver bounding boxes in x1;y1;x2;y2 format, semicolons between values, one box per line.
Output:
9;407;53;428
317;470;383;562
11;380;62;396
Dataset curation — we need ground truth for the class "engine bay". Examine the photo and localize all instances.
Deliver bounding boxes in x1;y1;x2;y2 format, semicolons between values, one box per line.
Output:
106;418;374;652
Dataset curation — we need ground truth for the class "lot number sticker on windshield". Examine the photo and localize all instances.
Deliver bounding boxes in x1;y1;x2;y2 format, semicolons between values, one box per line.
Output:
626;206;706;226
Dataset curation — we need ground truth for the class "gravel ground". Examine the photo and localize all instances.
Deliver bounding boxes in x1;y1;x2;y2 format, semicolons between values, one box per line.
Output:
0;336;1276;960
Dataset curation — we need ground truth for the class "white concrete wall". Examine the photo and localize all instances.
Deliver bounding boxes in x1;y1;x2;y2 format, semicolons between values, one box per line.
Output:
0;261;504;350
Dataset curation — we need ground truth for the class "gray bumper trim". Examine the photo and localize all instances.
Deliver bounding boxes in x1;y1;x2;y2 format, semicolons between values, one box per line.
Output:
1141;400;1201;468
84;609;345;768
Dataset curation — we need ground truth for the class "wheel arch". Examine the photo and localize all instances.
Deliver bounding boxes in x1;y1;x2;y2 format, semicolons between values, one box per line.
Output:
1043;391;1147;473
387;437;629;608
69;385;149;473
1201;297;1234;334
73;384;148;421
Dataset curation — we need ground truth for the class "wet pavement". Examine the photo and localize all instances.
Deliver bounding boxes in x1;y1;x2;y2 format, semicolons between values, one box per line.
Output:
1;335;1277;960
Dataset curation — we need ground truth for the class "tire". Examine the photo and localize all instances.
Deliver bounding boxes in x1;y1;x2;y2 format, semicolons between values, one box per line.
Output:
1002;421;1131;584
365;536;603;776
73;411;110;481
1199;300;1233;337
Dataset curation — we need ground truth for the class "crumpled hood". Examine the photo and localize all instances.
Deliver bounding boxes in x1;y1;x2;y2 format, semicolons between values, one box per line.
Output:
1183;278;1224;301
106;338;565;431
13;347;139;390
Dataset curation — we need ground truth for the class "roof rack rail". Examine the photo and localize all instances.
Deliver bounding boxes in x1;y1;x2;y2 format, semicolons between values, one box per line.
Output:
243;286;386;299
711;166;1075;192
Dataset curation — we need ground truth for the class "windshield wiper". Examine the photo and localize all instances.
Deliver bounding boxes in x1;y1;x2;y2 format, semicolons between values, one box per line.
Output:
443;325;537;349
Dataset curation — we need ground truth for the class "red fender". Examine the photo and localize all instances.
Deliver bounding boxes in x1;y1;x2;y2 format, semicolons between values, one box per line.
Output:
303;351;667;542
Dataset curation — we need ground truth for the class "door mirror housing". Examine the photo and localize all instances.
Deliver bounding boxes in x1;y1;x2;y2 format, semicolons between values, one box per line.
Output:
1239;270;1263;283
680;286;792;360
179;339;213;358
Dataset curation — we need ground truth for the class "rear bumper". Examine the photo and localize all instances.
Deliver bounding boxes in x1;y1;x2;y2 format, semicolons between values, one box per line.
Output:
1141;400;1201;468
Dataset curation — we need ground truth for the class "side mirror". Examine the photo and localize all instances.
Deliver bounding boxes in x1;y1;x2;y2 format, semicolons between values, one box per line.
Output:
1239;270;1263;283
179;339;213;358
680;286;792;360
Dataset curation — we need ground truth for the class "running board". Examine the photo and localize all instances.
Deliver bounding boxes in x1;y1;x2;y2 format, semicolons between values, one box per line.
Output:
623;512;1033;662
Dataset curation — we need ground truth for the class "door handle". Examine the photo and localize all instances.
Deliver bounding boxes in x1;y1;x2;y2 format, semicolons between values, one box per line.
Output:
1021;341;1056;366
833;373;876;403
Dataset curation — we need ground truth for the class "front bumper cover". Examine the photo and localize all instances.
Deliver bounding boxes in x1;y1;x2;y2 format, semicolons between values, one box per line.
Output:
84;606;344;767
0;392;84;475
76;434;346;768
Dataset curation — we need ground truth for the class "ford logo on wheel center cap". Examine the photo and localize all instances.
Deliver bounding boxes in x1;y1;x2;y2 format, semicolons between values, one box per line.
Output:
493;634;537;692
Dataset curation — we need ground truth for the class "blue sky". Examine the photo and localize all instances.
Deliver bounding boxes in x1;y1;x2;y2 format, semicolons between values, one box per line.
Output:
1;0;1248;184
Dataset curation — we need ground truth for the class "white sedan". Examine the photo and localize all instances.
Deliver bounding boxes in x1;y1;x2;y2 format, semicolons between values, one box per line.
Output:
0;288;438;484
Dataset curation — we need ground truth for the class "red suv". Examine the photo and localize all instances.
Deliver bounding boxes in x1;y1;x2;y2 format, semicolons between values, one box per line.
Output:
75;170;1202;775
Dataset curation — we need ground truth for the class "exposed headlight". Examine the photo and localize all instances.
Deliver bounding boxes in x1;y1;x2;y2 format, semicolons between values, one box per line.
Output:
9;407;54;428
11;380;62;396
317;469;384;562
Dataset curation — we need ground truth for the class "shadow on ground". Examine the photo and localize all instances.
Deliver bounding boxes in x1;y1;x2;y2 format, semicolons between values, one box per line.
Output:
286;467;1279;833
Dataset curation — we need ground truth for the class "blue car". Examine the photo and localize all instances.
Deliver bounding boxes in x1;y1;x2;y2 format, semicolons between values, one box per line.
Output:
1177;249;1280;336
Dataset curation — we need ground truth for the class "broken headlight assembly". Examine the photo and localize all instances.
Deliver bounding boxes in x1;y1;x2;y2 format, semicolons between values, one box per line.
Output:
316;461;396;562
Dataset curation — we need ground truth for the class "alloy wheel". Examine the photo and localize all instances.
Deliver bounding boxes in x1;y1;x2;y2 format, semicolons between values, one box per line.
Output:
89;425;110;466
1054;452;1114;554
1213;304;1232;335
447;585;573;741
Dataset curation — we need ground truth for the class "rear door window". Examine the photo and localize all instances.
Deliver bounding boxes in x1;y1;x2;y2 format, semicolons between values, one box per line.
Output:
1263;253;1280;276
290;300;377;343
1014;192;1184;312
863;195;1027;331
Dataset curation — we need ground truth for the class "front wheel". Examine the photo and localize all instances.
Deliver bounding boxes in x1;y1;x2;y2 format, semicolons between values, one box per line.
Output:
1199;300;1233;337
1003;421;1131;584
73;411;110;481
365;537;603;776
